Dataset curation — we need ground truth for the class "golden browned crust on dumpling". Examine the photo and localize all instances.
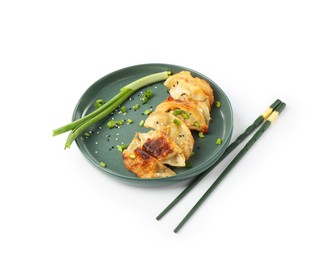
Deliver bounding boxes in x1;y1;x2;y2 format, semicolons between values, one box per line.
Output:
124;131;185;167
164;71;214;110
143;136;172;158
144;111;194;160
155;96;209;133
139;130;185;167
122;148;176;178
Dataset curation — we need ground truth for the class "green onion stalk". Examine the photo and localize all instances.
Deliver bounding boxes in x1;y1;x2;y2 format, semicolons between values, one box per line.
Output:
52;71;171;148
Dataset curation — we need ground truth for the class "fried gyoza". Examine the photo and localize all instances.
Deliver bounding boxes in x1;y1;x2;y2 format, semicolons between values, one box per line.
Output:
155;96;210;133
122;135;176;178
138;130;185;167
164;71;214;110
144;111;194;160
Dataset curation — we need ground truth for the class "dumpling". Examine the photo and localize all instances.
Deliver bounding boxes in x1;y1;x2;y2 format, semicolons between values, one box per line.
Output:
144;111;194;160
122;135;176;178
164;71;214;110
155;96;210;133
138;130;186;167
122;148;176;178
195;100;211;126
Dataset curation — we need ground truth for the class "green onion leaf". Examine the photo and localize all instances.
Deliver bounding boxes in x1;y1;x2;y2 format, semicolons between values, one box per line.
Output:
144;109;152;115
99;162;106;167
134;103;140;110
94;99;105;108
216;138;223;145
117;144;129;152
199;132;205;138
144;89;153;98
127;119;133;124
181;113;190;119
193;122;200;128
141;96;148;104
173;109;183;116
106;120;116;129
216;101;221;108
141;90;153;104
120;106;127;113
185;161;192;168
83;132;91;138
139;119;145;126
116;119;124;125
173;119;180;125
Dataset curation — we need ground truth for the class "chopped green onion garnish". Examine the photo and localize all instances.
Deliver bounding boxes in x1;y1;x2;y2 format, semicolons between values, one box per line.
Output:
181;113;190;119
127;119;133;124
107;120;116;129
185;161;192;168
144;109;152;115
116;119;124;125
173;109;183;116
117;144;129;152
216;101;221;108
120;106;127;113
216;138;223;145
139;119;145;126
83;132;91;138
198;132;205;138
94;99;104;108
144;89;153;98
141;90;153;104
141;96;148;104
134;103;140;110
193;122;200;128
107;119;126;128
173;119;180;125
99;162;106;167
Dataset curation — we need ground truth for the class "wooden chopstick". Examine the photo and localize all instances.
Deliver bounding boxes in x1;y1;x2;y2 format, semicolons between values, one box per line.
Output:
173;101;286;233
156;99;282;221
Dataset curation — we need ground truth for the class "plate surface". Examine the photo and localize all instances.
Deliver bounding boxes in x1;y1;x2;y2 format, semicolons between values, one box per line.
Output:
73;64;233;186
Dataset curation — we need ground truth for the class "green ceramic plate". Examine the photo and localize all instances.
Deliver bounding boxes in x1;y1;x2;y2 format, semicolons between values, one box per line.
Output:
73;64;233;186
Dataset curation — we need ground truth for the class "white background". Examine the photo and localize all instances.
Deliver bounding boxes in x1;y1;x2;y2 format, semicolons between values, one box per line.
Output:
1;0;316;259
